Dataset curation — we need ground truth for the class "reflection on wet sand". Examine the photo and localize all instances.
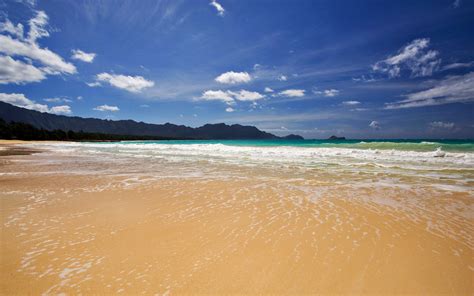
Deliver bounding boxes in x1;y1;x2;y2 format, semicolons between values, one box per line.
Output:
1;144;473;294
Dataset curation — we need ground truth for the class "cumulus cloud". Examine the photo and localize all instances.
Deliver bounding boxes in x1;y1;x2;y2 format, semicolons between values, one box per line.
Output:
225;107;234;112
342;100;360;105
278;75;287;81
279;89;305;97
215;71;251;84
201;89;265;104
210;0;225;16
373;38;441;78
228;90;264;101
201;90;235;104
49;105;72;115
385;72;474;109
369;120;380;129
264;87;274;93
0;11;76;84
71;49;96;63
0;92;71;114
430;121;454;129
93;104;120;112
94;73;154;93
0;55;45;84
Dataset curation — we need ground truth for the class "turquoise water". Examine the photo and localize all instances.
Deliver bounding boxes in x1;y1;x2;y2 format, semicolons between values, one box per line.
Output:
119;139;474;153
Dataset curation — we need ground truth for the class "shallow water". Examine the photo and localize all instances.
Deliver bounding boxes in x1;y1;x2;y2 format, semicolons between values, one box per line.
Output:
1;141;473;294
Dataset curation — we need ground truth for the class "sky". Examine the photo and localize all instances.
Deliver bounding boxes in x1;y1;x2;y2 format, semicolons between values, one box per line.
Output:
0;0;473;139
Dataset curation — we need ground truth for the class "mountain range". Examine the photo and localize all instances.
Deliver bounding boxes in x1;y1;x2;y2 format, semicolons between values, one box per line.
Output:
0;102;303;140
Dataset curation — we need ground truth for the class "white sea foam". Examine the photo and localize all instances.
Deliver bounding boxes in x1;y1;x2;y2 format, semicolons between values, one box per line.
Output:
21;142;474;193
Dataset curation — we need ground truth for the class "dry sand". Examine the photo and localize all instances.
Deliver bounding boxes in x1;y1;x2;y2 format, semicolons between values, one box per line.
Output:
1;142;473;294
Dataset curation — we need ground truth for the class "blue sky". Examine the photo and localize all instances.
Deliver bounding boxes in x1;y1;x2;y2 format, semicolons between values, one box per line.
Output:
0;0;473;139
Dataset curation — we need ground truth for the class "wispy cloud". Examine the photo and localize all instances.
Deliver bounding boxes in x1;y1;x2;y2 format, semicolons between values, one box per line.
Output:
313;88;340;97
430;121;454;129
44;97;72;103
372;38;440;78
342;100;360;105
442;61;474;71
385;72;474;109
93;104;120;112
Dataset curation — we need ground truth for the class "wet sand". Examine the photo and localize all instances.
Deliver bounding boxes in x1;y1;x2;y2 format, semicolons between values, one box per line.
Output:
1;142;473;294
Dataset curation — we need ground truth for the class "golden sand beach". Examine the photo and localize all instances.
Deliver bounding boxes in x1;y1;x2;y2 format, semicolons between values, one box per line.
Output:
1;141;473;294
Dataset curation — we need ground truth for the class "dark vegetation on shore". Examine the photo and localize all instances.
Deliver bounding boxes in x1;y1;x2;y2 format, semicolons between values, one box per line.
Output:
0;119;181;141
0;102;304;140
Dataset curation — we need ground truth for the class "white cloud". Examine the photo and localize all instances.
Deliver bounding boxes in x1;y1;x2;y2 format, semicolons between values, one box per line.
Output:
228;90;264;101
0;92;72;114
430;121;454;129
210;0;225;16
95;73;155;93
71;49;96;63
369;120;380;129
385;72;474;109
225;107;234;112
278;75;287;81
324;89;339;97
86;81;101;87
0;92;48;112
44;97;72;103
442;61;474;71
279;89;305;97
49;97;73;104
264;87;274;93
0;19;24;39
49;105;72;115
201;89;265;104
373;38;440;78
201;90;234;104
313;88;340;97
93;104;120;112
342;100;360;105
215;71;251;84
27;10;49;43
0;11;76;84
0;55;45;84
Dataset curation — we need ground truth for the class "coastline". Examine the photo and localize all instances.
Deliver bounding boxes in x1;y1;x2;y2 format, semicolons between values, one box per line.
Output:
1;141;473;294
